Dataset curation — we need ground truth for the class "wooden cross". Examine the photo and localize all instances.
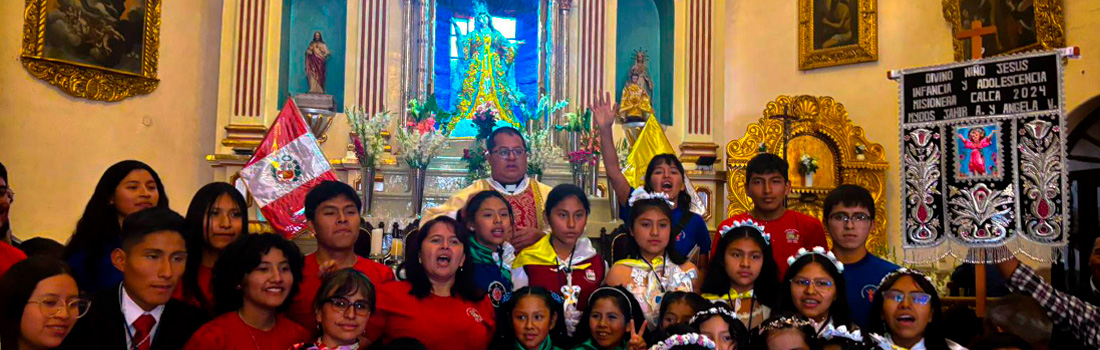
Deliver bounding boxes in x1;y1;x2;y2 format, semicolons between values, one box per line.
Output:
957;20;998;59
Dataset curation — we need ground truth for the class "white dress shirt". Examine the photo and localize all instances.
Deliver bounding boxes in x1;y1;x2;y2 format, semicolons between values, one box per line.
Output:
120;285;166;349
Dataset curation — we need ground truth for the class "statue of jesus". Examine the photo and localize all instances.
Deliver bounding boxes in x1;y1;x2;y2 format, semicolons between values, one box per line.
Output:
305;31;330;94
448;1;525;133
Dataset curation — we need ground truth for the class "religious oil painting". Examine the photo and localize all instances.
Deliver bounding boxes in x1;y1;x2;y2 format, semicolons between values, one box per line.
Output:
798;0;878;70
953;123;1002;182
944;0;1065;61
21;0;161;102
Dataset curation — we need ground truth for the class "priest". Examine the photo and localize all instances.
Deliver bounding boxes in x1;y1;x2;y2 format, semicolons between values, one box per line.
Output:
422;126;552;251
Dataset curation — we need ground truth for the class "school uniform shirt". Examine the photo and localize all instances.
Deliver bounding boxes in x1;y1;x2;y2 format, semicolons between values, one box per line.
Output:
619;188;711;258
0;240;26;276
469;238;515;307
570;339;626;350
714;211;828;277
172;264;214;313
365;281;495;349
512;235;606;312
842;253;899;328
183;312;311;350
287;253;396;332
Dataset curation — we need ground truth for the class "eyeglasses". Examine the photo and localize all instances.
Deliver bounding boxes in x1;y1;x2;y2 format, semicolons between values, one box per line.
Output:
829;213;871;224
791;278;834;290
325;297;371;316
882;290;932;305
490;148;527;159
27;296;91;318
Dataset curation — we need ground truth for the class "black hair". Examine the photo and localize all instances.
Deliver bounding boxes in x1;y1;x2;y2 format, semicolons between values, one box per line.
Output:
313;268;376;313
867;271;949;350
820;335;877;350
462;190;516;236
778;253;851;328
19;237;65;259
405;216;484;302
622;197;688;265
822;184;875;220
120;207;187;251
970;332;1033;350
643;154;693;210
743;153;789;186
701;226;779;308
0;161;7;184
487;126;527;151
490;286;571;349
0;161;8;240
0;257;73;350
211;233;304;315
64;160;168;287
181;182;249;313
657;291;710;329
573;286;648;346
751;312;818;350
688;304;750;350
305;180;362;221
544;184;591;219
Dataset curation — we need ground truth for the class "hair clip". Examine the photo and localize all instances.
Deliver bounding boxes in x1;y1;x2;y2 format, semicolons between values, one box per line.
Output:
501;290;513;304
877;267;935;289
689;307;740;325
550;291;565;305
648;333;717;350
719;219;771;245
758;315;814;334
821;324;863;343
786;246;844;273
628;187;675;207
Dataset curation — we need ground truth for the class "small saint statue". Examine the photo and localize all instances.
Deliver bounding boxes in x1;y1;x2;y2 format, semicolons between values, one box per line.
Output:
305;31;330;94
619;50;655;121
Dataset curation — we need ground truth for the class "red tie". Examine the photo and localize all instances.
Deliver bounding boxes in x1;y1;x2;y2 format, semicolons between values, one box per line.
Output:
132;314;156;350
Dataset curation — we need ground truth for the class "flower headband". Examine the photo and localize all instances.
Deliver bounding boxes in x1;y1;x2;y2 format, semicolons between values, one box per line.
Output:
628;187;675;207
786;246;844;273
877;267;935;289
821;324;863;343
688;307;739;325
718;219;770;245
648;333;717;350
758;315;814;334
501;290;565;306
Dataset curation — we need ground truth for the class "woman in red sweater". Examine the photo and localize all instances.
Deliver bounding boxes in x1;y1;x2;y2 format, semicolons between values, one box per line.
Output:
184;234;311;350
174;182;248;315
365;216;495;349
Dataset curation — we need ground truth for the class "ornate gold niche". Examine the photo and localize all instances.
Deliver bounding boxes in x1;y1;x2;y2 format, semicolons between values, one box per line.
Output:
726;95;889;257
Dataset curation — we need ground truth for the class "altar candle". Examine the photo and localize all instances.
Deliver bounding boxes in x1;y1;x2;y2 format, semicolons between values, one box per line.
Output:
371;228;384;257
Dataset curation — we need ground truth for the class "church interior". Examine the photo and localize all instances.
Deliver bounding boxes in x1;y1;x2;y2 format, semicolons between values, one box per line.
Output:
3;0;1100;348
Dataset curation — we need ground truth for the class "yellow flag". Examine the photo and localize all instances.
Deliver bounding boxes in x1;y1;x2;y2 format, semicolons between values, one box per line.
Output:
624;116;676;188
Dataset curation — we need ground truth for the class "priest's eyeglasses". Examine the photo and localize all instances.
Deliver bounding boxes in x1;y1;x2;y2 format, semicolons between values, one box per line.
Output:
325;297;372;316
27;296;91;318
882;290;932;305
491;148;527;159
828;213;871;224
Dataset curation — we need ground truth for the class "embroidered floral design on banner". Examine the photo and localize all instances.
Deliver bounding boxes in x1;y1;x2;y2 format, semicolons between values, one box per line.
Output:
904;128;943;244
1018;118;1063;241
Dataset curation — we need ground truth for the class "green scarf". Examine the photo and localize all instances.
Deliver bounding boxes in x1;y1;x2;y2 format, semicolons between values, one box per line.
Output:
515;337;562;350
570;339;626;350
469;237;511;280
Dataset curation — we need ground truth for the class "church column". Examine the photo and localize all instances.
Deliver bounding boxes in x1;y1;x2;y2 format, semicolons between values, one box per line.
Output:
214;0;282;155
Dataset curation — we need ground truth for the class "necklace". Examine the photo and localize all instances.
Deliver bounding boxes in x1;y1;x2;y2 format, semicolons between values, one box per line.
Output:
641;254;668;292
237;311;266;350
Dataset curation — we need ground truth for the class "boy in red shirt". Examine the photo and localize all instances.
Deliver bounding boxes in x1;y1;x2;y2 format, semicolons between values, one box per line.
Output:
713;153;827;277
287;181;395;332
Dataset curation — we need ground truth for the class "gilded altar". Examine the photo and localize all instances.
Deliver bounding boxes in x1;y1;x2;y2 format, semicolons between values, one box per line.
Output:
725;95;889;257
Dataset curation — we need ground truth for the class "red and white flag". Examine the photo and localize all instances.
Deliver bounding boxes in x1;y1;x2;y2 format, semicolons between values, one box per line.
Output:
240;99;338;238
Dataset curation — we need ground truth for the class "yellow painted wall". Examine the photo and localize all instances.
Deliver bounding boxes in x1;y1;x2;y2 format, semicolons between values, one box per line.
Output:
0;0;224;242
723;0;1100;260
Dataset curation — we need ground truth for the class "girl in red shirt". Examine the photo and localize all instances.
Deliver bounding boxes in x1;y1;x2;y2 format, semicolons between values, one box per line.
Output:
184;234;311;350
365;216;495;349
290;268;375;350
174;182;248;315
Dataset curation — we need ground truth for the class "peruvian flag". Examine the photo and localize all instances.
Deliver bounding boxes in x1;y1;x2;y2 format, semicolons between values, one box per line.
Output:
240;99;338;238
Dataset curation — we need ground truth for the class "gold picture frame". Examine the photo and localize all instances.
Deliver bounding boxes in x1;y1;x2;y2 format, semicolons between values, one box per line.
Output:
942;0;1064;61
20;0;161;102
798;0;879;70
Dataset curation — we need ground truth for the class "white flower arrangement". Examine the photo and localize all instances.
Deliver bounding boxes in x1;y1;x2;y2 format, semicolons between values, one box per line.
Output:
395;104;448;169
799;154;819;175
346;108;391;169
524;127;561;176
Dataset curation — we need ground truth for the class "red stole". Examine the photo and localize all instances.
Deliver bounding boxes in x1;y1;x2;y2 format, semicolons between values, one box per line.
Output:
502;183;544;232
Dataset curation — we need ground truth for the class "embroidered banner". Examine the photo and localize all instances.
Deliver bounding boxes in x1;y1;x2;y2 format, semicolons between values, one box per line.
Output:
893;50;1069;263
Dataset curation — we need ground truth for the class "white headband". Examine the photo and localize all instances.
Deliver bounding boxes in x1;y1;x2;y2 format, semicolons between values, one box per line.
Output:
787;246;844;273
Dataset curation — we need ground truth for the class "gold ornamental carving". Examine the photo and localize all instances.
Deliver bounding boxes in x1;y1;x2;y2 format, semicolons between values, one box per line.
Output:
20;0;161;102
942;0;1065;62
725;95;889;257
798;0;879;70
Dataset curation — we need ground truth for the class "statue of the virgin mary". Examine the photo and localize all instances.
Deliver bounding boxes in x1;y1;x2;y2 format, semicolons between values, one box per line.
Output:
448;0;525;134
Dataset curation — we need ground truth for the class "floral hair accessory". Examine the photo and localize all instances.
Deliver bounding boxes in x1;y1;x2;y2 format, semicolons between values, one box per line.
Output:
821;324;863;342
550;292;565;305
719;219;770;245
648;333;717;350
758;314;814;334
688;307;739;325
786;246;844;273
628;187;675;207
878;267;935;288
